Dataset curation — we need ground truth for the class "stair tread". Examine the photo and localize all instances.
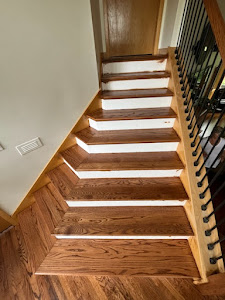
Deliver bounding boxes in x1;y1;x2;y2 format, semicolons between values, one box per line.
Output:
102;71;170;82
102;54;168;63
48;164;188;201
75;127;180;145
87;107;176;121
101;88;173;99
34;184;68;233
36;239;199;277
54;206;193;236
62;146;183;171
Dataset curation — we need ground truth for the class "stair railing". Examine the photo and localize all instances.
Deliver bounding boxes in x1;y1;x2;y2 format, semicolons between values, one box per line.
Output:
175;0;225;268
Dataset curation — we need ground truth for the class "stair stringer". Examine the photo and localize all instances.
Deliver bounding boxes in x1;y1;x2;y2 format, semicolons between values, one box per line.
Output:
167;47;225;284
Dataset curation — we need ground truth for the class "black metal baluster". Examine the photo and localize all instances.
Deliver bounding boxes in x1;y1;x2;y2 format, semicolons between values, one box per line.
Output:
186;37;217;122
177;0;193;62
190;72;225;143
202;182;225;212
205;216;225;236
185;21;212;111
199;161;225;198
208;237;225;250
175;0;189;54
182;3;206;96
194;110;225;169
198;145;225;187
179;0;201;79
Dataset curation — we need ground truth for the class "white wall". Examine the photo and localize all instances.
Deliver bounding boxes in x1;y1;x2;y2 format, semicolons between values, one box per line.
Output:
0;0;99;215
159;0;185;49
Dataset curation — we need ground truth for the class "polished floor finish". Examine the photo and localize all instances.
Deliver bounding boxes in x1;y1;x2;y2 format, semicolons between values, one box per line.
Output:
0;193;224;299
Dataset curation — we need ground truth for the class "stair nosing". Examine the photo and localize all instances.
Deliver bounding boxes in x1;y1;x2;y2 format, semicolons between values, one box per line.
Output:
86;107;177;122
102;71;170;83
102;54;168;63
101;88;174;99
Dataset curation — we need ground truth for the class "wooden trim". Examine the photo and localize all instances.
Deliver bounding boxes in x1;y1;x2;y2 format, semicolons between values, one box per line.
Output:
12;90;101;218
102;0;110;58
168;47;224;283
0;208;17;233
203;0;225;68
154;0;165;55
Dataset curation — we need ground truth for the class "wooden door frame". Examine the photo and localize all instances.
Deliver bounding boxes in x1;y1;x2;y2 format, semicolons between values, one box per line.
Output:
103;0;165;58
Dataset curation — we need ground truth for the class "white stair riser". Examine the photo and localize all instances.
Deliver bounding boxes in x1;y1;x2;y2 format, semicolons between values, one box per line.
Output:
55;235;189;240
76;137;179;154
103;60;167;74
75;170;182;179
89;118;175;131
102;96;172;110
66;200;186;207
102;78;169;91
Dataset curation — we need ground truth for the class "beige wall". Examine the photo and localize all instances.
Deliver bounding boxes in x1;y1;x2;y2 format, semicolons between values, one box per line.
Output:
90;0;104;79
0;0;99;214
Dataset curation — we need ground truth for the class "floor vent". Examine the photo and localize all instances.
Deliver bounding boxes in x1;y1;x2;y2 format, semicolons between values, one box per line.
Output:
16;137;43;155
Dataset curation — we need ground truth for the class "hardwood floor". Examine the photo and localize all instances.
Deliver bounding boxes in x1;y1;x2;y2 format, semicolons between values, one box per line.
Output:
101;88;173;99
0;224;224;299
87;107;176;121
102;71;170;82
54;206;193;236
75;127;180;145
0;169;223;299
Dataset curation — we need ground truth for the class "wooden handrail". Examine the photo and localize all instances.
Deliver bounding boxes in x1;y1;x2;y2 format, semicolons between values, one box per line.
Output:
203;0;225;68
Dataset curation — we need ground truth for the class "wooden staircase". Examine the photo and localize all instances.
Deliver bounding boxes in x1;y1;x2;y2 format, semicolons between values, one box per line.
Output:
35;54;200;279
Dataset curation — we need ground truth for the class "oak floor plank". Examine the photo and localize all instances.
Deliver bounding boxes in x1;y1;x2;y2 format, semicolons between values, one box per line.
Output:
48;164;80;199
102;71;170;82
87;107;176;121
54;206;193;236
0;225;214;299
36;239;199;278
101;88;173;99
60;144;88;169
48;165;188;202
0;233;14;300
62;147;183;171
34;183;68;233
75;127;180;145
18;203;55;271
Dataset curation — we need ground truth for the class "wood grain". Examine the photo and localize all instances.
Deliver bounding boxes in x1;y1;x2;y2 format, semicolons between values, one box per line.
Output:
18;203;56;271
197;273;225;296
34;184;68;233
87;107;176;121
54;206;193;236
168;48;224;281
101;88;173;99
0;194;220;299
36;239;200;277
62;147;183;171
102;71;170;82
103;0;161;56
76;127;180;145
102;54;168;63
48;164;188;202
